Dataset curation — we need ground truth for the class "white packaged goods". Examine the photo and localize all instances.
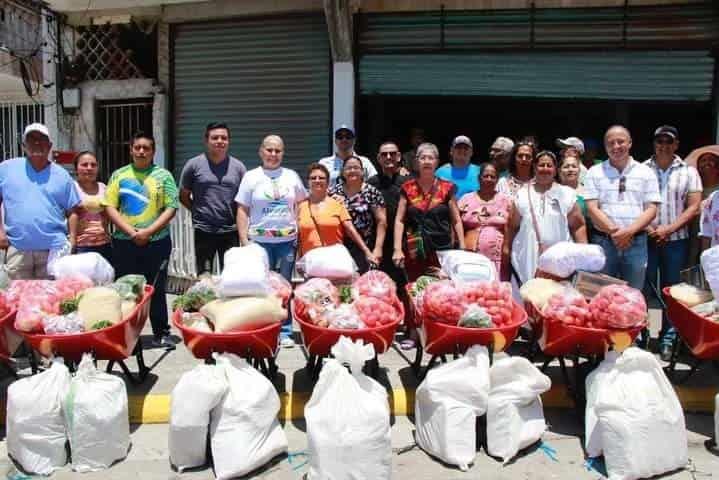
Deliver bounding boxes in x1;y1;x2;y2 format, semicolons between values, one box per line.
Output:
223;243;270;270
715;394;719;450
701;246;719;299
519;278;565;310
305;337;391;480
668;283;713;307
537;242;606;279
300;244;356;279
77;286;123;330
218;244;271;297
7;358;71;475
64;354;129;472
200;296;286;333
414;345;490;471
585;351;618;458
169;363;228;472
49;252;115;285
210;354;287;480
486;357;551;463
437;250;497;282
587;347;688;480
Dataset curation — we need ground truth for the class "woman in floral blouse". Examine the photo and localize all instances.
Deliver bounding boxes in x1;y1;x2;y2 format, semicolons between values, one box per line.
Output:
329;155;387;273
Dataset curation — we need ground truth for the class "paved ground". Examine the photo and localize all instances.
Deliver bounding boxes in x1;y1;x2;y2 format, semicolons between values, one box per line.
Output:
1;411;717;479
0;296;717;478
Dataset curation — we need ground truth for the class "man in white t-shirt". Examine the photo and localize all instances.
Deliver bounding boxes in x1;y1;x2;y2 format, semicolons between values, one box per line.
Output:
584;125;660;291
319;125;377;186
235;135;307;347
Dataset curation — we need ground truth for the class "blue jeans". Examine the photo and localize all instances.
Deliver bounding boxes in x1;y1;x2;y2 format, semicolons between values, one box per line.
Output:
112;236;171;339
593;233;649;291
256;240;296;339
646;238;688;346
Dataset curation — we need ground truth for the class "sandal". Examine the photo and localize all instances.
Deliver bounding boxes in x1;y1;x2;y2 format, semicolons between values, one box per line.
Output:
399;338;416;350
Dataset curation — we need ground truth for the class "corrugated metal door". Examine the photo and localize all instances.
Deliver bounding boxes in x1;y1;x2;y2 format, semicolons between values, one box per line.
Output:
358;4;718;101
360;51;715;101
172;15;331;176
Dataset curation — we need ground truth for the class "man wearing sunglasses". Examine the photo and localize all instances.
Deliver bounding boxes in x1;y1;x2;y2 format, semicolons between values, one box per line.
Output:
319;125;377;186
584;125;661;293
643;125;702;360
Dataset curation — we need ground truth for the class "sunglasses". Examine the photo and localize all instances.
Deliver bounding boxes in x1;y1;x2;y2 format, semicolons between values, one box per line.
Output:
379;151;400;157
655;137;675;145
336;134;354;140
619;176;626;194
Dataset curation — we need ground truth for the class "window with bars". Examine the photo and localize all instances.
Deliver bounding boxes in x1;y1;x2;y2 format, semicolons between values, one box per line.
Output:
74;23;157;81
0;102;44;160
96;99;153;182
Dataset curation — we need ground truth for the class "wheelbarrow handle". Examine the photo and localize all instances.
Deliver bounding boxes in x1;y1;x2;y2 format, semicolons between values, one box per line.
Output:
150;259;169;289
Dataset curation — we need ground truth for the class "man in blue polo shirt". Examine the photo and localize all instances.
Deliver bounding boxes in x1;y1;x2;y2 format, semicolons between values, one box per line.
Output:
436;135;481;199
0;123;81;279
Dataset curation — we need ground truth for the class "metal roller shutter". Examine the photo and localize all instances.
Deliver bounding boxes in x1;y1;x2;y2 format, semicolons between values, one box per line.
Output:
172;15;331;176
360;50;715;101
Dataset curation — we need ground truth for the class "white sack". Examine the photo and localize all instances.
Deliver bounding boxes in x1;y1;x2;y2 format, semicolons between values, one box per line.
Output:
49;252;115;285
537;242;606;279
299;244;356;279
414;345;490;470
217;260;270;298
64;354;129;472
592;347;688;480
486;356;552;463
437;250;497;282
715;393;719;450
7;358;71;475
223;243;269;270
305;336;391;480
585;350;619;458
169;363;228;472
210;354;287;480
701;245;719;300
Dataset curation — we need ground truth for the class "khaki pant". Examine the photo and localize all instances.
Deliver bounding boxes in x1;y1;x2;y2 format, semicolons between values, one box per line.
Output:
4;246;50;280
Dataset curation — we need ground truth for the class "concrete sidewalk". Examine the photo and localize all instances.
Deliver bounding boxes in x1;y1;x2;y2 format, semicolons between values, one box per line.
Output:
1;410;717;480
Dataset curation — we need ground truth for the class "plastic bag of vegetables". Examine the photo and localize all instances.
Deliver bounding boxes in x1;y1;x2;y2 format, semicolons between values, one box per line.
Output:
588;285;647;329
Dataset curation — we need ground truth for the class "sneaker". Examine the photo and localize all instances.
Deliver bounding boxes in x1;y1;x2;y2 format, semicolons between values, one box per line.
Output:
280;337;296;349
659;344;673;362
151;335;177;350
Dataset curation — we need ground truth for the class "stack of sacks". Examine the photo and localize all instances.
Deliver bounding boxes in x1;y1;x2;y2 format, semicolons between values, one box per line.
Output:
586;348;688;480
168;354;288;477
486;357;552;463
414;345;490;471
201;244;287;332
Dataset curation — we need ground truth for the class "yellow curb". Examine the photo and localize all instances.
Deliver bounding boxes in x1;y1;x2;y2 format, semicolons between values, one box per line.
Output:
122;385;718;423
2;385;716;425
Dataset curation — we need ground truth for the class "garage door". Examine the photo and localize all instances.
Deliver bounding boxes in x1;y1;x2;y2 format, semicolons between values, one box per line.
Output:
173;15;331;176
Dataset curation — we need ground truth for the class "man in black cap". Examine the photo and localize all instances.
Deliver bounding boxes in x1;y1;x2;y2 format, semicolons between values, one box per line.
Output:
319;124;377;186
643;125;702;360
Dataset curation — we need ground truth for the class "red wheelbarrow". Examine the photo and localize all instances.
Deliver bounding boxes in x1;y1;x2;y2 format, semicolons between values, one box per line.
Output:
408;289;527;379
19;285;154;383
663;286;719;383
292;296;403;379
172;309;281;380
525;300;645;412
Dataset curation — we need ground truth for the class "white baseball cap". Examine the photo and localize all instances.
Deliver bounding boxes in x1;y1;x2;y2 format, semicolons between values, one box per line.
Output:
23;123;51;142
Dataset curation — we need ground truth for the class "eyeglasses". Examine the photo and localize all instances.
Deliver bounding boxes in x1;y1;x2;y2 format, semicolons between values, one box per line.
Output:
336;135;354;140
655;137;675;145
379;151;400;157
619;176;626;194
309;175;327;181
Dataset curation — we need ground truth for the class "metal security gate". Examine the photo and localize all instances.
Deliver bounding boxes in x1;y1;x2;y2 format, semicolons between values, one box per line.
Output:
0;102;44;160
97;99;153;181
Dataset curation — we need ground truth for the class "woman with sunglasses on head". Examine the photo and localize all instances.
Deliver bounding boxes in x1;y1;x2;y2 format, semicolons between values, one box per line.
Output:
329;155;387;273
68;151;112;263
496;140;536;198
458;162;512;279
507;150;587;286
297;163;378;265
